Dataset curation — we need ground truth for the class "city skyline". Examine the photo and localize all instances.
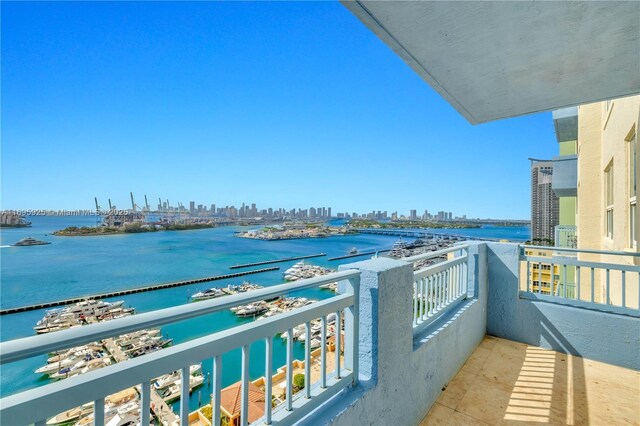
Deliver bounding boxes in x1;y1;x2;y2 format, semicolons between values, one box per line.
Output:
2;196;529;222
2;2;557;219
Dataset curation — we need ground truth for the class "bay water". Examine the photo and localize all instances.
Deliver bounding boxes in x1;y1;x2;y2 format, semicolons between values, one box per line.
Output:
0;216;529;413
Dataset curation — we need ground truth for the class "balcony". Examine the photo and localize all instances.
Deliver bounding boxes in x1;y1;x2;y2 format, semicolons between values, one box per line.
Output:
552;155;578;197
0;243;638;425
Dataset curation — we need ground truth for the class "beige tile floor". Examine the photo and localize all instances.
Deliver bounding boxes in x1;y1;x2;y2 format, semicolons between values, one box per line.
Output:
420;336;640;425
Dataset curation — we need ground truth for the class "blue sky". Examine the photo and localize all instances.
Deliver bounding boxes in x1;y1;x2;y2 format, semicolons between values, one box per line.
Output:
1;1;556;219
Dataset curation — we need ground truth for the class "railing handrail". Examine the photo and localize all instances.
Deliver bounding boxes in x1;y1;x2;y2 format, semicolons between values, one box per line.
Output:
0;270;360;365
414;256;468;280
524;255;640;273
521;244;640;258
0;294;355;425
403;244;469;263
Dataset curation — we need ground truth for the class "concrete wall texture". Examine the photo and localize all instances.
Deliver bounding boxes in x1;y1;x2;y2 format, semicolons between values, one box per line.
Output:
300;242;638;425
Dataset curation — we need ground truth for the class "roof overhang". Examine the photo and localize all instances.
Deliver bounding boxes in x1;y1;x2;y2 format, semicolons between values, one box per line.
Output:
552;107;578;143
342;1;640;124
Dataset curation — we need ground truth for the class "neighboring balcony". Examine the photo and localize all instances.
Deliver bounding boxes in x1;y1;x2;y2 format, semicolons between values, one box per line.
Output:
552;155;578;197
0;243;638;426
555;225;577;249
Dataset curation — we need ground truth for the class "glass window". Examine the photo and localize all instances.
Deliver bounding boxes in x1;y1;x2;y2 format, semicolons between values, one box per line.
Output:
605;162;614;239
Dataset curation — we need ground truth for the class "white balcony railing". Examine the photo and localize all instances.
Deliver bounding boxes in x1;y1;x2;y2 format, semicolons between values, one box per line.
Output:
520;245;640;313
0;270;361;426
554;225;577;249
404;245;469;334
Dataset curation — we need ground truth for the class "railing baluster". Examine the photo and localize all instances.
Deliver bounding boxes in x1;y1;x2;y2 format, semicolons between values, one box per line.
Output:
213;355;222;426
180;366;190;425
419;278;424;321
241;345;250;426
606;269;611;305
413;280;420;325
93;397;104;426
265;336;273;424
550;262;555;296
526;261;531;293
427;275;433;316
335;310;341;379
437;272;442;310
576;265;581;301
344;275;359;386
563;264;567;298
464;257;468;295
320;315;327;388
621;271;626;308
304;322;311;399
286;327;293;411
141;380;150;426
590;267;595;303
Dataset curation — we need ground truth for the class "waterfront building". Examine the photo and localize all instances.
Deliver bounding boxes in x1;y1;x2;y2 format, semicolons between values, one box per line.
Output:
219;381;265;426
2;3;639;426
530;159;559;244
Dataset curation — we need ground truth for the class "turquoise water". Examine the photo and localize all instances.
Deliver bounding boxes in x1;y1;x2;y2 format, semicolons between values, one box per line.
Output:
0;216;529;413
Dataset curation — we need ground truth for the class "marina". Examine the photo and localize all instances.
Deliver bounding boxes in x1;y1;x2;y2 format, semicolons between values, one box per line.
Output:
29;298;204;425
0;266;279;315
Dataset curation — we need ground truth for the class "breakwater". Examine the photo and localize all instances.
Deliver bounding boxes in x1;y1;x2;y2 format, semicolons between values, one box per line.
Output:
328;249;391;261
0;267;279;315
229;253;326;269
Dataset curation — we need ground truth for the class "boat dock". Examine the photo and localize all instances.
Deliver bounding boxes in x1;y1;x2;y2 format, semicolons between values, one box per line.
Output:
150;390;179;425
0;267;279;316
328;249;391;261
229;253;326;269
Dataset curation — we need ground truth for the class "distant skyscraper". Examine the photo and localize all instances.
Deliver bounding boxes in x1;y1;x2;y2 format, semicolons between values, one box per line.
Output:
327;207;331;218
410;209;417;220
189;201;195;214
530;159;559;243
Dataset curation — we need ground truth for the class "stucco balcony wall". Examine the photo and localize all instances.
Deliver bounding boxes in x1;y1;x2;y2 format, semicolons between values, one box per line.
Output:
302;242;639;425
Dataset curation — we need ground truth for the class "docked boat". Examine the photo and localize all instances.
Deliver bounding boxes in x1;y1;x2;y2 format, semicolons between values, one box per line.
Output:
235;303;269;317
12;237;51;246
191;287;225;301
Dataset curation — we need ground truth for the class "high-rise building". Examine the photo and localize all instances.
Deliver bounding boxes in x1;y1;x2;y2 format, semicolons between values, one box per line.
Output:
189;201;195;214
530;159;559;243
409;210;417;220
327;207;331;218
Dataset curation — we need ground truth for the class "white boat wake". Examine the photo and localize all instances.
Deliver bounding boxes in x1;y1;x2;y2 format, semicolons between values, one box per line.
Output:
0;245;12;248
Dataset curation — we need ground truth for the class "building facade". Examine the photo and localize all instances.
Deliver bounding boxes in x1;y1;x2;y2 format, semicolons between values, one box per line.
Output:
530;159;559;244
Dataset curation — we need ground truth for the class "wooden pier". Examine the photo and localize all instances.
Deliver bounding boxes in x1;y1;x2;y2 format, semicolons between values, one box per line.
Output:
0;266;279;315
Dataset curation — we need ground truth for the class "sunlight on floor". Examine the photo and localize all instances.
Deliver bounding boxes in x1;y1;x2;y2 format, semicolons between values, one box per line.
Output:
504;346;555;423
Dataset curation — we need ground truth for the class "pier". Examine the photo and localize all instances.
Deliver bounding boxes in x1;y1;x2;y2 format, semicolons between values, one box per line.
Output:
328;249;392;262
0;267;279;315
230;253;326;269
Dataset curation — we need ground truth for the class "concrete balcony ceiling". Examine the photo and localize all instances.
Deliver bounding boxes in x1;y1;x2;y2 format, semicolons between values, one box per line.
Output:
342;1;640;124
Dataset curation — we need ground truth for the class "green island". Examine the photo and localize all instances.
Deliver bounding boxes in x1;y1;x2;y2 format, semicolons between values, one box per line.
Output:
348;219;481;229
53;222;216;236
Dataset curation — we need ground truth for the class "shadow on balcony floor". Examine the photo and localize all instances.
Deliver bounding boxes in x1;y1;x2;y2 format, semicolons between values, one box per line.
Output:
420;336;640;425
